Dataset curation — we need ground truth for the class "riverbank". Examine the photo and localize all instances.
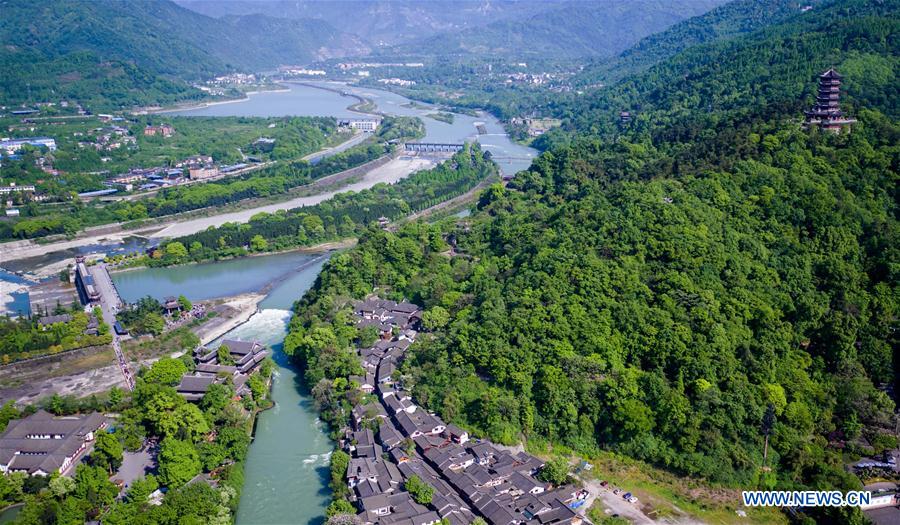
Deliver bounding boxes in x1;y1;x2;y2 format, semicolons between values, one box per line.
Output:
111;238;355;275
194;293;264;346
0;148;394;268
147;93;254;114
149;155;434;238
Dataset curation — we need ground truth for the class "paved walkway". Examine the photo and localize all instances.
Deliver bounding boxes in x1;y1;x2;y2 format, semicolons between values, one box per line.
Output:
90;263;134;390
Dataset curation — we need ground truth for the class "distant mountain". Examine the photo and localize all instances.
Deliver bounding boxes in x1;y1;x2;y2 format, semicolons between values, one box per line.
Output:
175;0;557;46
0;0;366;109
576;0;818;85
391;0;726;59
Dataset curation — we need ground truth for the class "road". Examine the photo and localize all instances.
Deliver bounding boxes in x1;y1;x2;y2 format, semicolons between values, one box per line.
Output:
151;156;434;238
0;154;433;265
303;130;369;164
89;263;135;390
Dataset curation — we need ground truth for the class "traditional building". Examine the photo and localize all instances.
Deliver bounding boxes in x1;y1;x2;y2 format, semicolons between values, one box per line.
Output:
0;410;107;476
177;339;269;401
804;69;856;133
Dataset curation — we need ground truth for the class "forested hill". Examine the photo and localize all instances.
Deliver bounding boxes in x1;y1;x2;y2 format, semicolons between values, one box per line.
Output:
576;0;816;85
0;0;365;109
391;0;725;59
547;0;899;145
283;1;898;521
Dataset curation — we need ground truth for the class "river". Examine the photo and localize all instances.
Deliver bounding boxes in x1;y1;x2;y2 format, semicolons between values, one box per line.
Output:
113;251;333;524
1;82;535;315
175;81;537;175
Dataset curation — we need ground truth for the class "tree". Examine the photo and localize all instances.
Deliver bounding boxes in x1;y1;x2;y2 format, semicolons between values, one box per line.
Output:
761;403;776;468
247;374;267;402
421;306;450;331
357;325;380;349
250;234;268;251
330;449;351;499
108;386;124;408
0;401;20;432
143;312;165;335
126;475;159;504
177;295;192;311
537;457;569;485
73;464;118;510
405;475;433;504
197;442;228;471
49;475;76;498
200;382;233;417
92;430;124;474
165;241;188;260
0;471;24;506
326;499;356;518
158;438;201;489
171;403;211;442
143;357;187;386
216;427;250;463
217;345;235;366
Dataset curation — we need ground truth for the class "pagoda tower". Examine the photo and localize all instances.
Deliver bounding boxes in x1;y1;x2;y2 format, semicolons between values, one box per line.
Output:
804;68;856;133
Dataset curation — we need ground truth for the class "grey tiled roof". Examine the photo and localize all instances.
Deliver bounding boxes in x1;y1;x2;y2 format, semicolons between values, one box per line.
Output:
0;410;106;475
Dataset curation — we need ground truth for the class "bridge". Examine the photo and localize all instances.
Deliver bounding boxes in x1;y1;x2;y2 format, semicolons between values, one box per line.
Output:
404;142;466;153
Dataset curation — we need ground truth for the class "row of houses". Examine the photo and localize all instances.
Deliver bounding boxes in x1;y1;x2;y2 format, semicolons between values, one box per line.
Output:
342;297;587;525
175;339;269;401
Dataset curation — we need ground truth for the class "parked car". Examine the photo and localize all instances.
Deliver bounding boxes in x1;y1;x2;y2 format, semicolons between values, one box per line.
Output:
613;489;621;495
600;480;609;487
628;496;639;504
623;492;632;500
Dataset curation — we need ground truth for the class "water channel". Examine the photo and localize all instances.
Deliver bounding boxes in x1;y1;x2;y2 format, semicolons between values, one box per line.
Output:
113;251;333;524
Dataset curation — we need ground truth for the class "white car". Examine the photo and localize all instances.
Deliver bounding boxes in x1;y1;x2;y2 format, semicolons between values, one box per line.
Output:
628;496;639;504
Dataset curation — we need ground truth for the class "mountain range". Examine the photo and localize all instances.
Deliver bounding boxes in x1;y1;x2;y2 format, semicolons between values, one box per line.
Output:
391;0;725;58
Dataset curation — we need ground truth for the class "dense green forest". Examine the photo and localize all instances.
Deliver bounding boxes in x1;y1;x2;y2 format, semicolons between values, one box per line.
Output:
280;0;899;519
150;144;496;266
549;0;899;142
286;110;898;503
0;0;363;109
574;0;812;86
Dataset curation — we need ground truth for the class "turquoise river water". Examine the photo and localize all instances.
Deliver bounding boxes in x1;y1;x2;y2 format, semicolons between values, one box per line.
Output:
113;252;333;524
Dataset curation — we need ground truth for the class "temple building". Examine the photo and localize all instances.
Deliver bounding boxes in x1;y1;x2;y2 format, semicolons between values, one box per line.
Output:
804;68;856;133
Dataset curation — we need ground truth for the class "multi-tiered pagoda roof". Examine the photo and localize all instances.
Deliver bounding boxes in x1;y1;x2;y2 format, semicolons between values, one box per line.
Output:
804;68;856;133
